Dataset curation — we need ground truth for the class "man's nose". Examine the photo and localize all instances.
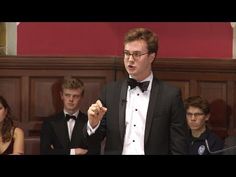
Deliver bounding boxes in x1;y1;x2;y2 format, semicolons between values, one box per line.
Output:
190;115;197;120
127;54;135;61
69;96;73;101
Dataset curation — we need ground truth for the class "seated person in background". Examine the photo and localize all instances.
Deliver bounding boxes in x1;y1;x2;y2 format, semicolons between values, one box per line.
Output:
184;96;224;155
40;77;100;155
0;96;24;155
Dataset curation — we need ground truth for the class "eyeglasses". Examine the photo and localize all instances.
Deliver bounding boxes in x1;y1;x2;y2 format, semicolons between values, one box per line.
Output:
186;112;205;118
123;51;149;60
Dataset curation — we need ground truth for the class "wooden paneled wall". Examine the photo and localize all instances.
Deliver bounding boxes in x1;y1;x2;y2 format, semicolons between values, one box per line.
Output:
1;56;236;142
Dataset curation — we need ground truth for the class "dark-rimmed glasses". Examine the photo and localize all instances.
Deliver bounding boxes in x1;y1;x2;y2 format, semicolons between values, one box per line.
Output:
186;112;204;118
123;51;149;60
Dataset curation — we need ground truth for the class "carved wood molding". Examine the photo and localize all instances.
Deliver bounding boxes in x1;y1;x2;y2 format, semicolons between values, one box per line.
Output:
0;56;121;70
1;57;236;73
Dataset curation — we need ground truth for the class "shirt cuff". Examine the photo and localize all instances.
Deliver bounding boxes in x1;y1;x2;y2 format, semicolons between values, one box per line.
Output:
87;121;100;136
70;149;75;155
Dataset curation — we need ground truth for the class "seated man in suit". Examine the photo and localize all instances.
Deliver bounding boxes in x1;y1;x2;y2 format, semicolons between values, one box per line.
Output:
40;77;100;155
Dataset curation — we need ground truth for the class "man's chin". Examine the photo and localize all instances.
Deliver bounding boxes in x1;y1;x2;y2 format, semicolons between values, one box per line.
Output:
128;72;137;78
190;127;200;130
65;107;76;112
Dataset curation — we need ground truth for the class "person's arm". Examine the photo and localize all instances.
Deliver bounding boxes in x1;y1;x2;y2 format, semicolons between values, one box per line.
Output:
40;120;70;155
87;120;101;135
73;148;88;155
84;99;108;154
12;128;24;155
222;136;236;155
210;134;224;152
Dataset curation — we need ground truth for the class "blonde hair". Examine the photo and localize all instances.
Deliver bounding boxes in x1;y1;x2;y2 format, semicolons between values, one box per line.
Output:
61;77;85;96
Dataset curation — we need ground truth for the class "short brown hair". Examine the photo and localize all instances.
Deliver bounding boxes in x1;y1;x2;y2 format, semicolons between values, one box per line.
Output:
61;77;85;96
124;27;158;54
184;96;210;115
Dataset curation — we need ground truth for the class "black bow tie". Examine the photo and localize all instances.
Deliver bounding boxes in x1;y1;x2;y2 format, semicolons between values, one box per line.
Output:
127;78;150;92
65;114;76;121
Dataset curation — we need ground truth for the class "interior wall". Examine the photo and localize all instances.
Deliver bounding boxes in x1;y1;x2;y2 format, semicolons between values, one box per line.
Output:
17;22;233;59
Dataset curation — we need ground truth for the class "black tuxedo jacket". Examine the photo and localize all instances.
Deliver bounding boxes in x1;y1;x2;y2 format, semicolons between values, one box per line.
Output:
89;77;188;155
40;111;100;154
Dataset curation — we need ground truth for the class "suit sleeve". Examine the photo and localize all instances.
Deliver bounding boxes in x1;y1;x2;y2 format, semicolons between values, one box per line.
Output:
170;89;188;154
40;120;70;155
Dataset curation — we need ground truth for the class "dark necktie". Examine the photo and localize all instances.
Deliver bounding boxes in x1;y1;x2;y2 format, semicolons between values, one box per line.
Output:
127;78;150;92
65;114;76;121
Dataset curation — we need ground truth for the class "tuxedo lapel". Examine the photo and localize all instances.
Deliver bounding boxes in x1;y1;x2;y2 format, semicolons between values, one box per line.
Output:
52;112;70;148
144;78;161;144
119;79;128;143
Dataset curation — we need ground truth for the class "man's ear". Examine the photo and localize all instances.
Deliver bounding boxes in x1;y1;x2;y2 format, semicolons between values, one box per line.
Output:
149;53;156;63
205;113;210;121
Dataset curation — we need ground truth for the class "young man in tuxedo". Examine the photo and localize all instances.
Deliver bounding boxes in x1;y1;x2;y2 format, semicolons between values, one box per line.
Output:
40;77;100;155
86;28;188;155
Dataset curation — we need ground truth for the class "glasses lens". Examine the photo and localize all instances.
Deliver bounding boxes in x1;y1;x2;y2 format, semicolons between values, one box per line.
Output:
123;51;148;60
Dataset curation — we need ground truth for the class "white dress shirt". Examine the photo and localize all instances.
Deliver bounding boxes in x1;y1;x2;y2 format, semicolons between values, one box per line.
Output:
122;73;153;155
64;109;80;155
87;72;153;155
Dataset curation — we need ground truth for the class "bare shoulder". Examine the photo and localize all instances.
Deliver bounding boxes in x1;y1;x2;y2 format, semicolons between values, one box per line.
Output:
14;127;24;138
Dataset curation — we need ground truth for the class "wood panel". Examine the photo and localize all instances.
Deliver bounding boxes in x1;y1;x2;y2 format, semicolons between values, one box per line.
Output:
198;82;228;137
0;77;21;121
30;77;63;121
1;56;236;153
81;76;107;113
24;137;40;155
161;80;190;100
0;57;116;138
233;82;236;129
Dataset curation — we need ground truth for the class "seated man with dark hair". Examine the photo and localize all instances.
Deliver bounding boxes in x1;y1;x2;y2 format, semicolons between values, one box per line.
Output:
184;96;224;155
